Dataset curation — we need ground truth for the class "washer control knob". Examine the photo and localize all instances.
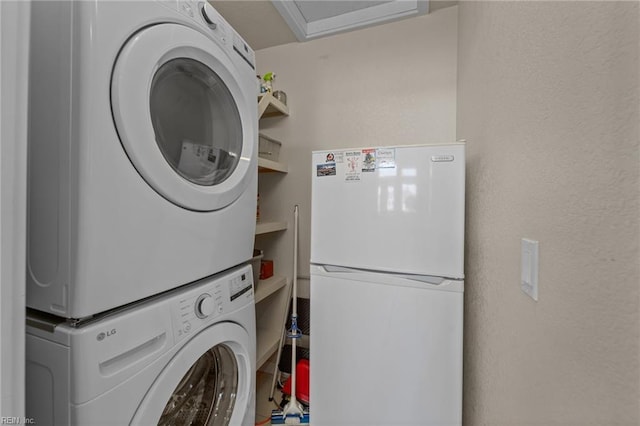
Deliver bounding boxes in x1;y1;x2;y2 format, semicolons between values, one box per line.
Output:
195;294;215;318
201;3;218;29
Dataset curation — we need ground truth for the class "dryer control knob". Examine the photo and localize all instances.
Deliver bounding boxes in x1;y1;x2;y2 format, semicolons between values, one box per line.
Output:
201;3;218;30
195;294;215;318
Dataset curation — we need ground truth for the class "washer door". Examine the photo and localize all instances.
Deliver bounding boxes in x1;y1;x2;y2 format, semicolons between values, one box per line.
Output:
112;24;255;212
131;322;253;425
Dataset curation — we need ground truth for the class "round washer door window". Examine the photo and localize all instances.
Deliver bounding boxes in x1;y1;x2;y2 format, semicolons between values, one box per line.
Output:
112;24;256;212
131;323;253;425
159;344;238;425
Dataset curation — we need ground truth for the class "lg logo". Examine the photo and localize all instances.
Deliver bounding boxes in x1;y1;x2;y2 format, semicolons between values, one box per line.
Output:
96;329;117;341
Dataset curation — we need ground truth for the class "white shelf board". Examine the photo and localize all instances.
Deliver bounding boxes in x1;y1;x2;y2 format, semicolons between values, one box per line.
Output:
256;326;282;369
255;221;287;235
255;275;287;304
258;157;288;173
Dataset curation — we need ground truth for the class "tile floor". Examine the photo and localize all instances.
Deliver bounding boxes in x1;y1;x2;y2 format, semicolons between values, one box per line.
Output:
255;370;282;425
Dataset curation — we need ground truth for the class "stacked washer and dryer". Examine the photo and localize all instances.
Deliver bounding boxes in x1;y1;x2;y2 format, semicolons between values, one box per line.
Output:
25;1;258;424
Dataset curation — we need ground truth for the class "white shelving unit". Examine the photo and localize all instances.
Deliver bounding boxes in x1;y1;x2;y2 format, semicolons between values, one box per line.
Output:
256;323;283;369
255;221;287;235
258;92;289;118
258;157;288;174
254;93;291;371
255;275;287;304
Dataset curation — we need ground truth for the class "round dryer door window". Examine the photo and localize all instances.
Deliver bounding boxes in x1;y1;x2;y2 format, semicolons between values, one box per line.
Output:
131;323;253;425
112;24;257;212
150;59;242;187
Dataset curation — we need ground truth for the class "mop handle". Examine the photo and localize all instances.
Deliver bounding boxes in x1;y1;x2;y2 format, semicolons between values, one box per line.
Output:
292;205;298;312
290;205;299;406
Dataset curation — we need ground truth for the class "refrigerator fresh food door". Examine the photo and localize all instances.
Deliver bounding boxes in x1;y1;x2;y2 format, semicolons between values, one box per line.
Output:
310;265;463;425
311;143;465;278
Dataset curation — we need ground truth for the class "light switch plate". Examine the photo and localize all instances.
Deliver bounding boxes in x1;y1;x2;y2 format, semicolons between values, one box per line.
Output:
521;238;539;301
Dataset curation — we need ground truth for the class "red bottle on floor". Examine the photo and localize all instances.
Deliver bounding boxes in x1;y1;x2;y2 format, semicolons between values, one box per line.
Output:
281;359;310;405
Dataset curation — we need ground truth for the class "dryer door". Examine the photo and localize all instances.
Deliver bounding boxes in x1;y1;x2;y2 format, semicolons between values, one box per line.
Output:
112;24;256;212
131;322;253;425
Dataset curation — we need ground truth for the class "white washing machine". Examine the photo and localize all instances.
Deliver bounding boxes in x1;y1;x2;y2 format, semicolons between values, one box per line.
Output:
26;264;256;425
27;0;258;319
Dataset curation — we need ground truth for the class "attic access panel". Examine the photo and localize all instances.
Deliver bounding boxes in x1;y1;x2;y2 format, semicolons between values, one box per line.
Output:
272;0;429;41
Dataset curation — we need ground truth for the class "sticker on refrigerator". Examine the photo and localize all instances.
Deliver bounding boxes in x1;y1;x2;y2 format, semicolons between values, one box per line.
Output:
317;163;336;177
376;148;396;168
345;151;361;182
362;149;376;172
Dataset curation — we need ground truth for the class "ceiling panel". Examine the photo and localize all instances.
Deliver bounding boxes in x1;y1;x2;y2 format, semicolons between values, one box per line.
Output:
210;0;457;51
210;1;298;50
272;0;429;42
295;1;392;22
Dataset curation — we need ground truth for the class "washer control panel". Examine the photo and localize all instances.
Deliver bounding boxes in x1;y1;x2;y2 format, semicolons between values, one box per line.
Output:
194;293;218;318
172;265;253;342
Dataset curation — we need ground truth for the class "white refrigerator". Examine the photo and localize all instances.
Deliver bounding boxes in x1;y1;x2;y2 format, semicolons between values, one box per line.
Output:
310;143;465;426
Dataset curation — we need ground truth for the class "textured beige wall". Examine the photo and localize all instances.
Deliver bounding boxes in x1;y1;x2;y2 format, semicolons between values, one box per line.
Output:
457;2;640;425
255;6;458;295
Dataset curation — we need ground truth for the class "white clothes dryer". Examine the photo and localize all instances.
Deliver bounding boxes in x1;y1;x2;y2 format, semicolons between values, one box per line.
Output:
27;1;258;319
26;264;256;426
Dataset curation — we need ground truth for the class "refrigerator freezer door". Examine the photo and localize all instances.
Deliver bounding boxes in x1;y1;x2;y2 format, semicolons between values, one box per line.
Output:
310;265;463;425
311;143;465;278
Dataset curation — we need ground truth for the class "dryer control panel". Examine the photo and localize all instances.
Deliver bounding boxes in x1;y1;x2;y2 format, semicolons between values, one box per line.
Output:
168;0;256;70
172;264;254;342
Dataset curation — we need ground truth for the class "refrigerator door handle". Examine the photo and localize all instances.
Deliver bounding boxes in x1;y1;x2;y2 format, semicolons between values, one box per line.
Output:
320;264;447;285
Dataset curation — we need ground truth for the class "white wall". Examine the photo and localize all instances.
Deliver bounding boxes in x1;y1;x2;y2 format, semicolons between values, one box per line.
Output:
0;0;30;418
457;1;639;424
255;6;458;295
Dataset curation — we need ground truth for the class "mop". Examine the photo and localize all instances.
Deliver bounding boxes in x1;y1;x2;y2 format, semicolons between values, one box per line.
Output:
271;205;310;425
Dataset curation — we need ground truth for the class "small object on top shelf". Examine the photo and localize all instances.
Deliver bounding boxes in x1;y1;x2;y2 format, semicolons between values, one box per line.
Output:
273;90;287;106
262;71;276;93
